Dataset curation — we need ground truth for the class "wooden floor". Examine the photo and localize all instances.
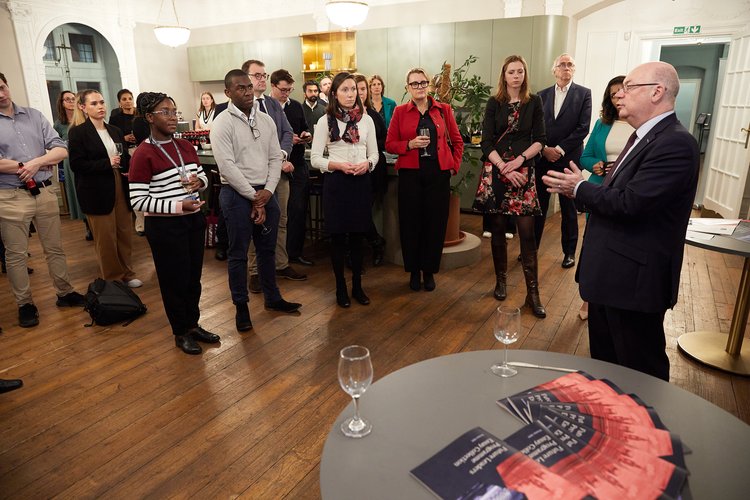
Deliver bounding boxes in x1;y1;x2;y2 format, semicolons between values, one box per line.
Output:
0;210;748;498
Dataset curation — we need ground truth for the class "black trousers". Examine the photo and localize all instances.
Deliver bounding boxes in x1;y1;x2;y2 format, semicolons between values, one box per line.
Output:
588;302;670;381
287;167;310;260
145;212;206;336
534;163;578;255
397;167;450;274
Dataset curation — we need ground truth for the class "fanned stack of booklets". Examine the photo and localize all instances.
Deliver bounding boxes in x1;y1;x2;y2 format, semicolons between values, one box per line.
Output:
410;371;689;499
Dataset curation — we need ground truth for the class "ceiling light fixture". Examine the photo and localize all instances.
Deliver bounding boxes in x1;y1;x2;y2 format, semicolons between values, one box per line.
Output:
325;0;369;29
154;0;190;48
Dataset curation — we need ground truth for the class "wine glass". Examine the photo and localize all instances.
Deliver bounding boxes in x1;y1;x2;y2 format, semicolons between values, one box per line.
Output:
419;128;430;157
176;165;192;193
491;306;521;377
338;345;373;438
114;143;123;157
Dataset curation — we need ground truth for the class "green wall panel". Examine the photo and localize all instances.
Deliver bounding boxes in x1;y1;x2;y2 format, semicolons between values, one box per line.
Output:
188;42;245;82
387;26;420;104
419;23;456;81
357;29;388;80
455;20;494;93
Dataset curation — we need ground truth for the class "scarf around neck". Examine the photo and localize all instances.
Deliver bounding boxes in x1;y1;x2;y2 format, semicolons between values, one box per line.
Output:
328;106;362;144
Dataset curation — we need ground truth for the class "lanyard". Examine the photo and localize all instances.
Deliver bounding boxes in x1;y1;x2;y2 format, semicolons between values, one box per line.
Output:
150;137;186;171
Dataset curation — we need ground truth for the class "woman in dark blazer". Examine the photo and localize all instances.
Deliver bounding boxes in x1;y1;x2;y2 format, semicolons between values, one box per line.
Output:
385;68;463;292
475;55;546;317
68;89;140;287
369;75;397;130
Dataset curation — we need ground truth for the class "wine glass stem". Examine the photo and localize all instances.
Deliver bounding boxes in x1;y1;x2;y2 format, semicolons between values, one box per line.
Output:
352;396;361;423
503;343;509;368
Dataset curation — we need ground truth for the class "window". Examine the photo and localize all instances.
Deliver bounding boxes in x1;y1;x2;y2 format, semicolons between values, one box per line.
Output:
43;33;57;61
76;81;101;93
47;81;62;121
69;34;96;63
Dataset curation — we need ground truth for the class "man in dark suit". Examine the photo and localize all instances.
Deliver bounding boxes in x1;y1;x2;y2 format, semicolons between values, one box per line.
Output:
302;80;326;134
535;54;591;268
543;61;699;381
270;69;315;267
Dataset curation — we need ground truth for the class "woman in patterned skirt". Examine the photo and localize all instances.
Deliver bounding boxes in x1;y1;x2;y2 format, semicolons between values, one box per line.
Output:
474;55;547;318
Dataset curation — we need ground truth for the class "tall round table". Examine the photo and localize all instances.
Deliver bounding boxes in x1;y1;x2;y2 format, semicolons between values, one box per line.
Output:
320;350;750;500
680;230;750;375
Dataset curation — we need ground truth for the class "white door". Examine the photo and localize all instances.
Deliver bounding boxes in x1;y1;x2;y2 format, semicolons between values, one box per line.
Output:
702;29;750;219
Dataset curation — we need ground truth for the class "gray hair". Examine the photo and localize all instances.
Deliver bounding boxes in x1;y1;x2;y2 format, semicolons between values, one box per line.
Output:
551;53;575;73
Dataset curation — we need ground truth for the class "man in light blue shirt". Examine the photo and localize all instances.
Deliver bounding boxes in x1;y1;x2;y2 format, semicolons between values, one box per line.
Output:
0;72;84;327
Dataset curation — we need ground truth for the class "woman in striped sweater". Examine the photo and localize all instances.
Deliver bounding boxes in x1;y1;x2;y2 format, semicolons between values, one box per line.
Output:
128;92;219;355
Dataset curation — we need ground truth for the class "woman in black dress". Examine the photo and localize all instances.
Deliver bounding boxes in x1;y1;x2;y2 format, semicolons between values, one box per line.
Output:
475;55;547;318
310;73;380;308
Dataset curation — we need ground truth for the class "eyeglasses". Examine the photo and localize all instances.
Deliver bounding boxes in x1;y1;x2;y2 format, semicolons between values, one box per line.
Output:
621;83;660;93
275;86;294;94
151;110;179;117
249;118;260;140
234;84;253;94
248;73;268;81
408;81;429;89
556;62;575;69
63;97;76;103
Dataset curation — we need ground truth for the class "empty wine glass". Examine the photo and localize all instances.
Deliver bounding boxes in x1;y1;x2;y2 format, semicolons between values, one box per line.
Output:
114;143;124;157
176;164;192;193
491;306;521;377
419;128;430;157
338;345;373;438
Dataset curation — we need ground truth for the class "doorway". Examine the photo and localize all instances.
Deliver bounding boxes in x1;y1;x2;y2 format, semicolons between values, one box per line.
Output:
43;23;122;122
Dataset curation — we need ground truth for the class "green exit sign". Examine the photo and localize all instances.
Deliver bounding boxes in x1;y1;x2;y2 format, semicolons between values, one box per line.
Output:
674;25;701;35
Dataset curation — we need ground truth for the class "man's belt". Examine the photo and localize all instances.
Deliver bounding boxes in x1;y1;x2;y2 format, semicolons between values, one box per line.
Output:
20;178;52;190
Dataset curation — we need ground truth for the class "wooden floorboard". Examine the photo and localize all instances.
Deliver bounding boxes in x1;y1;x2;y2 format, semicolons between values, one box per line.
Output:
0;209;748;498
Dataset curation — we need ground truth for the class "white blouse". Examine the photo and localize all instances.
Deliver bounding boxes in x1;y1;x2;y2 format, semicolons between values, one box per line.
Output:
310;113;379;173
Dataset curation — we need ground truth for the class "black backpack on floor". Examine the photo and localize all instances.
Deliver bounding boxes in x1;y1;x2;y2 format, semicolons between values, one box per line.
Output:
84;278;147;326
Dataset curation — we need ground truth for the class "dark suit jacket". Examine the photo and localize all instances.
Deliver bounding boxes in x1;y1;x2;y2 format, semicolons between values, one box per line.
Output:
536;82;591;171
68;118;131;215
258;95;293;156
480;94;546;168
281;98;309;169
214;101;229;116
575;113;699;313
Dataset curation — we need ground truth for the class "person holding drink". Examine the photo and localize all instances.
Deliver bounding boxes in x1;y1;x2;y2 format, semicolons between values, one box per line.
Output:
385;68;463;292
68;89;140;287
310;72;380;308
128;92;218;355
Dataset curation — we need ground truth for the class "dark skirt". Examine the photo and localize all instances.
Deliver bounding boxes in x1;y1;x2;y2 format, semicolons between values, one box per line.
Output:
323;170;373;234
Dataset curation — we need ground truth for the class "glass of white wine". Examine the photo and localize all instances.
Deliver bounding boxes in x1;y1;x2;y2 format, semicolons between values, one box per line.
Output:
338;345;373;438
491;306;521;377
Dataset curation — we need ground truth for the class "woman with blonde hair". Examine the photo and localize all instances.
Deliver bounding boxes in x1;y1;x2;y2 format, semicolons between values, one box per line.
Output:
385;68;463;292
474;55;546;317
195;91;216;130
68;89;141;287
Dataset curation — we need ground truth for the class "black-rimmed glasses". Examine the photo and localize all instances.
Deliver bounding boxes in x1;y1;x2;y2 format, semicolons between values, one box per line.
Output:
249;72;268;81
408;81;429;89
274;86;294;94
151;109;179;117
622;83;660;93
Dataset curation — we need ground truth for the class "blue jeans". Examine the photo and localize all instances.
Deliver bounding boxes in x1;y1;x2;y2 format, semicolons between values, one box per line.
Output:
219;185;281;304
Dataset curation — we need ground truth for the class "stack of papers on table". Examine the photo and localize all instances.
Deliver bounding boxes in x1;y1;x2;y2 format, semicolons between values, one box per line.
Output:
687;218;740;235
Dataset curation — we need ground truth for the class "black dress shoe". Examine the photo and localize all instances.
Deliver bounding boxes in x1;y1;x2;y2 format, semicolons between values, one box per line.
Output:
18;303;39;328
0;378;23;394
56;291;85;307
352;288;370;305
409;272;421;291
336;290;351;308
265;299;302;313
215;248;227;261
188;326;221;344
290;256;314;266
175;335;202;355
561;254;575;268
423;272;436;292
235;303;253;332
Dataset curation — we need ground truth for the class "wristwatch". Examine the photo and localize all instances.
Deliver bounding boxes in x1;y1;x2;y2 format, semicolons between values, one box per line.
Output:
519;153;527;162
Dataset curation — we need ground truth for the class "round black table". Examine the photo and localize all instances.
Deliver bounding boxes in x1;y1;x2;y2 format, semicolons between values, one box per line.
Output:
320;350;750;499
681;228;750;375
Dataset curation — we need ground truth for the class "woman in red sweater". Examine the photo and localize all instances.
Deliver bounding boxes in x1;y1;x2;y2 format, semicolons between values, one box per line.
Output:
385;68;463;292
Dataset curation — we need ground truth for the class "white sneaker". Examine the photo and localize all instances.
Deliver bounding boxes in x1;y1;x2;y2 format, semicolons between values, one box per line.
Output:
482;231;491;238
505;233;514;240
126;278;143;288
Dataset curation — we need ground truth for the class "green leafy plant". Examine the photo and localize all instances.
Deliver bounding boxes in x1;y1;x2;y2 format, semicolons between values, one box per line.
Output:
434;55;492;139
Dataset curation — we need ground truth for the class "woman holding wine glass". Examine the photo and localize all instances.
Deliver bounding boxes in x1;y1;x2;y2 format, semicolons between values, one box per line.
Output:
195;91;216;130
385;68;463;292
368;75;396;129
129;92;218;355
109;89;137;149
310;72;380;308
474;55;546;318
68;89;141;287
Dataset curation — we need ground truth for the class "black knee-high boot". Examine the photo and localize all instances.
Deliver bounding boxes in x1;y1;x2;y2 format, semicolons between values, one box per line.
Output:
517;216;546;318
331;234;350;308
350;233;370;305
491;241;507;301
